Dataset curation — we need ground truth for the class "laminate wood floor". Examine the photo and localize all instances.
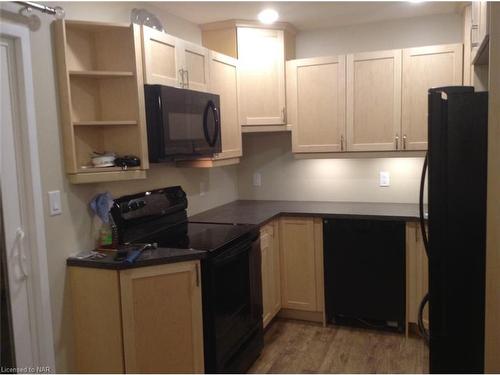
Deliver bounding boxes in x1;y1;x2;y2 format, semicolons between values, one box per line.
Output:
248;319;429;374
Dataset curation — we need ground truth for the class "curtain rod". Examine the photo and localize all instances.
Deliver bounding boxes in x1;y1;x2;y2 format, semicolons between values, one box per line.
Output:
14;1;64;18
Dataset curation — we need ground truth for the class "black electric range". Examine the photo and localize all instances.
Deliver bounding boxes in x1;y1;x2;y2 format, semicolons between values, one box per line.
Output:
109;186;263;373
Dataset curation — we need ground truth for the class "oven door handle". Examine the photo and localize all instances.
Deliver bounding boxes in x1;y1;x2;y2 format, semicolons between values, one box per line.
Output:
203;100;220;148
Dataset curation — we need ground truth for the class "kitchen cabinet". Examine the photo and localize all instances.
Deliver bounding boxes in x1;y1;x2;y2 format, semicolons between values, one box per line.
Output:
142;26;183;87
237;27;287;127
179;40;210;92
176;51;241;168
406;222;428;330
471;0;490;64
279;217;324;315
260;220;281;328
53;20;148;184
402;44;463;150
69;261;204;373
346;49;402;151
142;26;210;92
287;56;347;153
201;21;296;132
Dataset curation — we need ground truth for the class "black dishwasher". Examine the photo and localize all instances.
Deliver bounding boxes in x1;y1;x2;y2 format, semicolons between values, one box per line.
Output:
323;218;405;332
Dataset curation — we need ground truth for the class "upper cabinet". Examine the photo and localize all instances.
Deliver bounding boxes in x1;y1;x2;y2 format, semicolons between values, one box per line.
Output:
287;56;346;153
201;21;296;132
176;51;242;168
209;51;242;160
471;0;490;64
142;26;210;92
237;27;287;126
53;20;149;184
288;43;463;155
401;44;463;150
142;26;183;87
179;40;210;92
346;50;402;151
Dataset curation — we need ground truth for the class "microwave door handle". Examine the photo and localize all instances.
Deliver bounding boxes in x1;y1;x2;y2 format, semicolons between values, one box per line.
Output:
203;100;220;148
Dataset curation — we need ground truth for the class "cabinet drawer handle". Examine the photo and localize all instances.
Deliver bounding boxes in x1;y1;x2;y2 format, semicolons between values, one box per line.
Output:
395;134;399;150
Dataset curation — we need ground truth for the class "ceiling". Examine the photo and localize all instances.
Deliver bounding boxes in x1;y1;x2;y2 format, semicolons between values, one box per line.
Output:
152;1;464;31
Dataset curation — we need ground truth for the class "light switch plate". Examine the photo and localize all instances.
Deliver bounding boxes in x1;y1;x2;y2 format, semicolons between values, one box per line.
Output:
379;171;390;187
48;190;62;216
253;173;262;187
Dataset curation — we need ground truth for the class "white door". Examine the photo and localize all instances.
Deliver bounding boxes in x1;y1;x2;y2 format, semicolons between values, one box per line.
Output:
1;35;37;369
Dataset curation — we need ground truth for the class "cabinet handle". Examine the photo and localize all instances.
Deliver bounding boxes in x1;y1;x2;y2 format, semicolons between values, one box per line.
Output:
195;263;200;287
340;134;345;151
281;107;287;124
185;69;189;88
403;134;407;150
178;68;185;88
395;133;399;150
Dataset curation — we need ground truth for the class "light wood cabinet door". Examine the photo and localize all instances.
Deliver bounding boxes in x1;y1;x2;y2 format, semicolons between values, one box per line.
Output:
406;222;428;327
346;49;402;151
209;51;242;159
279;217;319;312
402;44;463;150
287;56;346;153
180;40;210;92
142;26;183;87
120;261;204;373
237;27;286;126
261;221;281;328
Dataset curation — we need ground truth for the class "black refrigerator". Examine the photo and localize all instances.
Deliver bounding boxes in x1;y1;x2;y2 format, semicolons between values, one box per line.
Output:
421;86;488;373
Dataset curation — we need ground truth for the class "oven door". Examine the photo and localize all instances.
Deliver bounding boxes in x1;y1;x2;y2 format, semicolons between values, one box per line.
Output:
145;85;221;161
211;237;260;368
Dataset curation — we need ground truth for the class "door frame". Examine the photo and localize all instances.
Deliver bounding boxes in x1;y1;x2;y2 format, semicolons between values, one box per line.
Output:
1;21;55;370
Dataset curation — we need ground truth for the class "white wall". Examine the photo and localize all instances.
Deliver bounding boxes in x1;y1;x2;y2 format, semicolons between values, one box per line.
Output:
238;133;425;203
296;13;462;58
237;13;461;204
0;2;235;372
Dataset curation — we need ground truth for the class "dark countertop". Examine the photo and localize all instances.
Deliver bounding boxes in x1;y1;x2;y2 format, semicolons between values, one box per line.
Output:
190;200;424;226
66;247;206;270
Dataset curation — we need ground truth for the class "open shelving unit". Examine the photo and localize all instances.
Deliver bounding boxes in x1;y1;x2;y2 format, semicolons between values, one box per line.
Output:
53;20;149;184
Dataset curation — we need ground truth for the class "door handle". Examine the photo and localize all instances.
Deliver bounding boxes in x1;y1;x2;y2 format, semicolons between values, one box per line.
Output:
15;227;28;279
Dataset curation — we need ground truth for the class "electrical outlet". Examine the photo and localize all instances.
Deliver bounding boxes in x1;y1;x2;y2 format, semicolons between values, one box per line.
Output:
379;171;390;187
253;173;262;187
48;190;62;216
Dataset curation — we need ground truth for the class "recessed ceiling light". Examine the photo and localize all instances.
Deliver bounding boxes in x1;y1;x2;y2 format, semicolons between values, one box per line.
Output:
258;9;279;24
408;0;424;3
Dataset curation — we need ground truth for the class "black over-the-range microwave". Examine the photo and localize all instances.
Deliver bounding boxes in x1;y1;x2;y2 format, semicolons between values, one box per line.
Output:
144;84;221;162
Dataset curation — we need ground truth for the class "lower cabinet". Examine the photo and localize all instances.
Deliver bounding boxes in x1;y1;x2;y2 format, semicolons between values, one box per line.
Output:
279;217;324;315
260;220;281;328
406;222;429;329
69;261;204;373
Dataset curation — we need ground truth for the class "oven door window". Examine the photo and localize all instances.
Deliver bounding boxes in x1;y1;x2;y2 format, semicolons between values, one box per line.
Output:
212;242;254;362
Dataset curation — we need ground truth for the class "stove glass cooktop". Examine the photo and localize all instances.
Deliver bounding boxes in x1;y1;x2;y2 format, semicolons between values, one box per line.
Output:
136;222;256;252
